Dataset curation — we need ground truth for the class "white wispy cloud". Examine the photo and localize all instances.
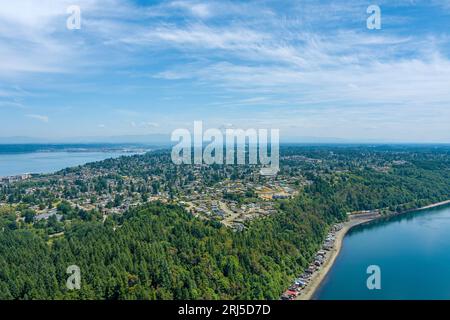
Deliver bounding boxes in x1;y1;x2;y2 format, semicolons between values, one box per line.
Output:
0;101;24;108
169;1;213;18
141;121;159;128
26;114;49;122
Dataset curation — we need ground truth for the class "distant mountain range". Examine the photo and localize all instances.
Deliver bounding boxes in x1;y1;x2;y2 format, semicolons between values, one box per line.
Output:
0;135;170;145
0;134;447;145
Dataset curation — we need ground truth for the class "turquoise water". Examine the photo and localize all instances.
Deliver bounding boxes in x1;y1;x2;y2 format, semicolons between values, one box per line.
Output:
315;204;450;300
0;151;131;177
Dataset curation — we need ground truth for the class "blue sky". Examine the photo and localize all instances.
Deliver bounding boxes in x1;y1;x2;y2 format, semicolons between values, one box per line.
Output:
0;0;449;142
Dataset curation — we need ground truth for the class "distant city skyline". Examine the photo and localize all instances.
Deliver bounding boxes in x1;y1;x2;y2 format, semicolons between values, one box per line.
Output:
0;0;450;143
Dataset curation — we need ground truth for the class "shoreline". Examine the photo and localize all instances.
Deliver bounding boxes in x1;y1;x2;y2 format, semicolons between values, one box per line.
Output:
408;200;450;211
296;199;450;301
0;150;144;179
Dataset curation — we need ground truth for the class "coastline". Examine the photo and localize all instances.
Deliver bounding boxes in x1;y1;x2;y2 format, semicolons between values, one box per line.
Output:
296;215;374;300
0;150;142;178
409;200;450;211
296;199;450;301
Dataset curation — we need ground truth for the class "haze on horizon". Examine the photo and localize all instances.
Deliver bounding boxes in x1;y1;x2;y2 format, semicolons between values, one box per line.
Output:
0;0;449;143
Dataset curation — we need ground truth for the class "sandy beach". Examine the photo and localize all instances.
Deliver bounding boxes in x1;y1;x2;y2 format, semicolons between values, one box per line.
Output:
296;215;375;300
296;199;450;300
411;200;450;211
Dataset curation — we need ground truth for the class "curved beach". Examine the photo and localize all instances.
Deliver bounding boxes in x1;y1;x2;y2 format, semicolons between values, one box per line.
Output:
296;216;373;300
296;199;450;300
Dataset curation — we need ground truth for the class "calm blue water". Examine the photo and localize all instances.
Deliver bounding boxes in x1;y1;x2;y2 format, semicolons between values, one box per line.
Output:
0;151;131;177
315;205;450;299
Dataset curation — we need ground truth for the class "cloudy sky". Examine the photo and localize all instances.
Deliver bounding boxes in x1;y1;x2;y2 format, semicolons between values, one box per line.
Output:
0;0;449;142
